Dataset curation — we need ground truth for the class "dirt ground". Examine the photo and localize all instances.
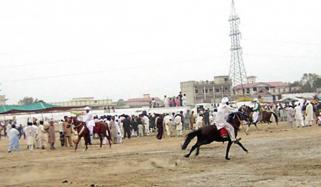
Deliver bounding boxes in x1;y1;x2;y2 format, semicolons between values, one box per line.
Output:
1;122;321;187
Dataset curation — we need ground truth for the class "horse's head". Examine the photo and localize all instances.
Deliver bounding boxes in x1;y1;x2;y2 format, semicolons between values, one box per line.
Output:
228;111;251;130
69;116;82;130
239;105;253;116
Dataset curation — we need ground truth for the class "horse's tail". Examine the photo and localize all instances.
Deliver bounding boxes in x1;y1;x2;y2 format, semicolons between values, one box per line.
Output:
272;112;279;125
181;130;199;150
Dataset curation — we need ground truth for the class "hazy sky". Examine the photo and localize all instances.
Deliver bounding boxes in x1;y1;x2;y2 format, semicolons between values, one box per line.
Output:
0;0;320;104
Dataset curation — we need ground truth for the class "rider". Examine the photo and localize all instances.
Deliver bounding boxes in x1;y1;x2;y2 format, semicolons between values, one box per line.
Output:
83;106;95;144
215;97;238;143
252;98;261;123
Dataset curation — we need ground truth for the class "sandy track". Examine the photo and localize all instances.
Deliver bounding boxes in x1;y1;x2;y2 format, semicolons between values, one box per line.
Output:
1;123;321;187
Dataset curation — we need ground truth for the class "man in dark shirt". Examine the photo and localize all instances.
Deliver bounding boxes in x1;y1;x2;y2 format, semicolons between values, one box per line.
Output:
123;116;131;139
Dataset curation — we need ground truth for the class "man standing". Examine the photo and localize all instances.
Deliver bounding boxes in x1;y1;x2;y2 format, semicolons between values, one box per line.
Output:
204;109;210;126
164;95;169;107
122;116;131;139
83;106;95;144
174;114;183;137
163;114;173;137
178;92;183;107
48;120;56;150
305;101;314;127
142;114;150;135
286;105;295;128
37;121;48;149
295;102;305;127
24;122;37;151
215;97;238;143
182;94;187;106
155;114;164;140
8;124;20;153
63;116;73;147
252;98;261;124
189;111;196;130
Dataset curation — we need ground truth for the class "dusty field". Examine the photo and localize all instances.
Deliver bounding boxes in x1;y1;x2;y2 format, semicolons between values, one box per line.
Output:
1;123;321;187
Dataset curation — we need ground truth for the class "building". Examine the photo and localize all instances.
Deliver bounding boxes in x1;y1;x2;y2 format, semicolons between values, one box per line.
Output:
0;95;7;105
126;94;163;108
51;97;114;109
233;79;290;102
180;76;232;105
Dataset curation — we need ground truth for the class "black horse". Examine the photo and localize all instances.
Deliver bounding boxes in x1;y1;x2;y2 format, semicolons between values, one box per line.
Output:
181;112;250;160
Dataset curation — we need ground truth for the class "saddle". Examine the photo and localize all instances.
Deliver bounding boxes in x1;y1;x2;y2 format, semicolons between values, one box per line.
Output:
219;128;229;138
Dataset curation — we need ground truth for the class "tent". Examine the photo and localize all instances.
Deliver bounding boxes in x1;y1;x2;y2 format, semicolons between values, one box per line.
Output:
0;101;81;114
278;97;299;103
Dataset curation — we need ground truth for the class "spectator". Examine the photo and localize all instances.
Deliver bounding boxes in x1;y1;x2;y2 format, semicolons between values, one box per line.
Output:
8;124;20;153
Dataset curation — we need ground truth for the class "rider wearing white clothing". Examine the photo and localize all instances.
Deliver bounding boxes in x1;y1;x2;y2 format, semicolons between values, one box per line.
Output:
215;97;237;142
83;106;95;144
252;98;261;123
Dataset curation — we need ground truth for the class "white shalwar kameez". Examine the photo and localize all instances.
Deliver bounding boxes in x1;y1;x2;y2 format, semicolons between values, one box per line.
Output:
163;115;173;136
305;103;314;126
295;105;305;127
215;104;237;141
174;115;183;136
143;116;150;135
252;102;260;123
83;112;95;135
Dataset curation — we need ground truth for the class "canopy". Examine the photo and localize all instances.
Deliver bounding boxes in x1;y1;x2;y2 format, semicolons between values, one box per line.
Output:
278;97;299;103
0;101;79;114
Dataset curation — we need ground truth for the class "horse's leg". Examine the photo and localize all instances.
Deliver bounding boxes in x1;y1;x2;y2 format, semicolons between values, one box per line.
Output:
106;134;112;148
75;136;81;151
225;141;233;160
184;142;199;158
85;139;88;151
195;145;201;156
235;141;248;153
83;134;88;151
99;134;103;148
245;124;250;135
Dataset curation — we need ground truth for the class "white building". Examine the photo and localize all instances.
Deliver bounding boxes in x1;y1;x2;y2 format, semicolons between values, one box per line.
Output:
51;97;113;108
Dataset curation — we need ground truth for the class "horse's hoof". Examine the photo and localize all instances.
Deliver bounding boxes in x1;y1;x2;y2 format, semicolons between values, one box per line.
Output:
225;157;230;160
184;154;190;158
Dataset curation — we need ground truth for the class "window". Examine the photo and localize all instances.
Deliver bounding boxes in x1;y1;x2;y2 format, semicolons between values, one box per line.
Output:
205;89;208;93
195;89;198;93
215;88;220;93
246;88;250;94
209;88;213;92
253;87;257;91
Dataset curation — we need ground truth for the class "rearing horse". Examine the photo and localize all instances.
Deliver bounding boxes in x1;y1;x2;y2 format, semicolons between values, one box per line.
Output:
182;112;250;160
70;117;112;151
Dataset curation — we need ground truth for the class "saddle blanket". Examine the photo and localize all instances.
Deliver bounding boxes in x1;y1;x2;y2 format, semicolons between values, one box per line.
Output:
219;128;229;138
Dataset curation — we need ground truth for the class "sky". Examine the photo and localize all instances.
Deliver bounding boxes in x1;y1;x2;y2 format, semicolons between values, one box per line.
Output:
0;0;320;104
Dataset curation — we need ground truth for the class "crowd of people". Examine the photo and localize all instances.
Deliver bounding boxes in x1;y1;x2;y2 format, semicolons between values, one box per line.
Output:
163;92;188;108
1;109;194;153
1;97;321;154
258;99;321;128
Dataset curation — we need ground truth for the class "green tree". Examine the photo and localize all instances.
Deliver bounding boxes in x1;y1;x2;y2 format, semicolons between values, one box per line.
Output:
313;78;321;88
18;97;40;105
116;99;126;107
